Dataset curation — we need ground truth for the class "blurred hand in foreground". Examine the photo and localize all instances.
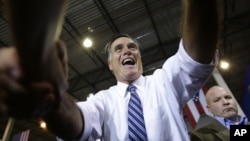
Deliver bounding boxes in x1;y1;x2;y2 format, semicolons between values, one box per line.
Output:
0;41;68;119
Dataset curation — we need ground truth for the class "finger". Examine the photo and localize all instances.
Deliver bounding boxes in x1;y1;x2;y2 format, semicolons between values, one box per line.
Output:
3;81;55;118
0;74;27;118
56;40;68;79
0;74;25;94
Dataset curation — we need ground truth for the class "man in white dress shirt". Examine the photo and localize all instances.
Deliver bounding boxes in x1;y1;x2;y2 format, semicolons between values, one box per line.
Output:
0;0;220;140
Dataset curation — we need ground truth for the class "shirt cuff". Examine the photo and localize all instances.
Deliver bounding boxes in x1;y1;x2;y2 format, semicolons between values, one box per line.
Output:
76;102;92;141
177;39;218;77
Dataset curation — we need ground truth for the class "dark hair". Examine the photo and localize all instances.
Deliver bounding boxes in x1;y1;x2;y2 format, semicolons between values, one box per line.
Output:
104;33;140;61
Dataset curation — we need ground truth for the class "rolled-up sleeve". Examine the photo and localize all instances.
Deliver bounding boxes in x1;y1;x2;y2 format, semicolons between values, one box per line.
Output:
162;39;217;105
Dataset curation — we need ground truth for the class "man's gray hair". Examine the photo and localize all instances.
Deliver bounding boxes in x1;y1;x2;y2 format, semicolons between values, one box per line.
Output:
104;33;140;61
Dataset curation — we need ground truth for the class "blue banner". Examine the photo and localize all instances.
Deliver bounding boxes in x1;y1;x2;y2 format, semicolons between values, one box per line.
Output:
240;64;250;118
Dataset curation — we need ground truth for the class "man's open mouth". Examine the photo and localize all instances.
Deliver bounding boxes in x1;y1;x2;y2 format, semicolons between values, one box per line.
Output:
122;58;135;65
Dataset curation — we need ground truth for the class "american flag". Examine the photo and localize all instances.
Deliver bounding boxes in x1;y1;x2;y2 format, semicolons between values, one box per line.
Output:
11;129;30;141
183;88;212;129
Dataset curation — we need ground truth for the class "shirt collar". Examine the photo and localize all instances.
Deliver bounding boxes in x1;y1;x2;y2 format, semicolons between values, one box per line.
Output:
116;75;145;97
215;115;248;129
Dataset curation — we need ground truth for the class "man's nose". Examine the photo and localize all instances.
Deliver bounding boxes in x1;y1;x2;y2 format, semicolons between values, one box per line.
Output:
222;98;230;105
123;46;132;55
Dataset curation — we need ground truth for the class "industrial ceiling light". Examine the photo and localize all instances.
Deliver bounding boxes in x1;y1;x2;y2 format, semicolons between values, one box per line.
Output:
83;37;93;48
220;60;230;70
40;121;47;129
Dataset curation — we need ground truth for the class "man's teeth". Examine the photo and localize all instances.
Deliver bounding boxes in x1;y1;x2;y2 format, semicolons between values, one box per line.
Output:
124;58;132;63
123;58;135;65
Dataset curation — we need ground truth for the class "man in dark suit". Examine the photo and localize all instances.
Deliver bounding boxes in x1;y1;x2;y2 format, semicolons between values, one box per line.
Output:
190;86;249;141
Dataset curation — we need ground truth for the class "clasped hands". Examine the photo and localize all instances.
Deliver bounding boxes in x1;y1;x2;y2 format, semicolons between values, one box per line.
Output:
0;41;68;119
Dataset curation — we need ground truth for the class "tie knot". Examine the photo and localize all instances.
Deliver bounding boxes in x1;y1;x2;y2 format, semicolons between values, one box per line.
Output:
127;84;136;93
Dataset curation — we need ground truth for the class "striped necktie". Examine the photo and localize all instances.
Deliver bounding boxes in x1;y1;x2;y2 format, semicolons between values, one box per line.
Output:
127;84;147;141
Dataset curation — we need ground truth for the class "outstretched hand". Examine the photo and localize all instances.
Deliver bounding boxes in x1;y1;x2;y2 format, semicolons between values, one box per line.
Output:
0;41;68;119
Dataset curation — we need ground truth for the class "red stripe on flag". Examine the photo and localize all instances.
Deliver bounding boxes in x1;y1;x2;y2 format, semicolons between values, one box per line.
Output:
194;100;205;115
202;86;208;94
183;104;196;128
183;88;211;129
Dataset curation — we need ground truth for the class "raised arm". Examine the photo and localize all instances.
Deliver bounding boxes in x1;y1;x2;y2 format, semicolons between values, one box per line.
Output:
182;0;220;64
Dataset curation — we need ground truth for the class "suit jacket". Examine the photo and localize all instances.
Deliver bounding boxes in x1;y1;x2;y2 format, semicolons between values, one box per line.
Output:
190;116;229;141
190;115;250;141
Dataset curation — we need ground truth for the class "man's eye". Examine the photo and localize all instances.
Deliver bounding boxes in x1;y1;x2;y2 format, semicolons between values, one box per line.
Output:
213;98;220;102
128;43;138;49
116;48;121;52
114;46;122;52
130;45;136;48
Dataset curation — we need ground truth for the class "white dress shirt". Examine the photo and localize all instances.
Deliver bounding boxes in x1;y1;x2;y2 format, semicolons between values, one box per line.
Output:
77;40;216;141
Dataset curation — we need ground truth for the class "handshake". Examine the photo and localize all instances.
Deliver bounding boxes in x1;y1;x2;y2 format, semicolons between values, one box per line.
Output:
0;41;69;119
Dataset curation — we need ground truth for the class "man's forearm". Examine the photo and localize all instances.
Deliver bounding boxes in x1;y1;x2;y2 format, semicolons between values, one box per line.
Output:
182;0;220;64
44;94;84;140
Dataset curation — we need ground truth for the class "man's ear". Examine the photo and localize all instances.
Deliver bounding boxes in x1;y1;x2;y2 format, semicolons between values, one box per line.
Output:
108;61;113;71
55;40;68;79
206;105;212;113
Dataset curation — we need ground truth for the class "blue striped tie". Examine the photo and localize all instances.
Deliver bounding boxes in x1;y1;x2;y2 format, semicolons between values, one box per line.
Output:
127;84;147;141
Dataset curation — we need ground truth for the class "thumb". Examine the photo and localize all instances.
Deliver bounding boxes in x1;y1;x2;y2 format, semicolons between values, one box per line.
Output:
55;40;68;79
